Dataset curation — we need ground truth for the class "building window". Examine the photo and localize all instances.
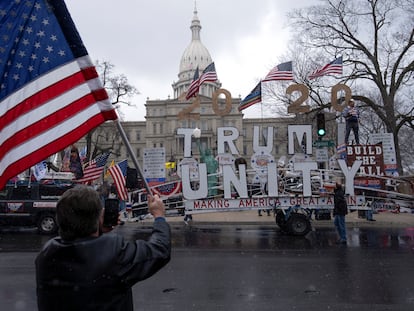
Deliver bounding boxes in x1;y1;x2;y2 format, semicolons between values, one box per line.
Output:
201;120;208;131
136;148;140;157
153;123;157;134
160;123;163;134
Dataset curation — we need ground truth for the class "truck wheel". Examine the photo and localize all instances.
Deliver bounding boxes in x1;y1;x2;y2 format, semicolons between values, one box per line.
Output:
286;213;311;236
275;210;288;231
37;214;58;235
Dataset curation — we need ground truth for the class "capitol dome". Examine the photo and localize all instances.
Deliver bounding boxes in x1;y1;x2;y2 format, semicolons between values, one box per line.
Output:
172;5;221;99
178;8;212;78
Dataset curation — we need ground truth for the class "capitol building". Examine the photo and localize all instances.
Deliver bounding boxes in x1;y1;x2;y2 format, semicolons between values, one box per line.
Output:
79;6;325;175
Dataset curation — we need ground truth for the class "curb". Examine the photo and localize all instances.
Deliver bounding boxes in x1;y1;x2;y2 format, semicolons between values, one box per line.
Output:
130;210;414;229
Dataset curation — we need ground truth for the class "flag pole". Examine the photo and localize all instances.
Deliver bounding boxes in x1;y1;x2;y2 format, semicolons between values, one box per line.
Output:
113;119;153;197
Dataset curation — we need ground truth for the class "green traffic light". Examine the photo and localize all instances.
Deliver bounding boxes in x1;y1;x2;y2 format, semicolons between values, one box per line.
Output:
318;128;326;136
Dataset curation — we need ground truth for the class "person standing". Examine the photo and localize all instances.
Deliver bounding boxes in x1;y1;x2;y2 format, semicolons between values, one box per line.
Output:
343;99;360;144
333;182;348;244
35;185;171;311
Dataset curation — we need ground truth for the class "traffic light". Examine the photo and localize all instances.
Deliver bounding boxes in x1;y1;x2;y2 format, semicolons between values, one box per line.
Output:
316;113;326;137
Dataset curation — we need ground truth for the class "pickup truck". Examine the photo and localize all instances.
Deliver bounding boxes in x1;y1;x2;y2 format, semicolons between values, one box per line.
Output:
0;180;74;234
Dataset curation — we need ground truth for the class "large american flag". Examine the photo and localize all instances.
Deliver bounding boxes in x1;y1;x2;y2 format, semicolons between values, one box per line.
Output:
76;153;110;184
198;62;218;86
108;159;128;201
185;67;200;100
262;61;294;82
309;56;343;79
0;0;118;189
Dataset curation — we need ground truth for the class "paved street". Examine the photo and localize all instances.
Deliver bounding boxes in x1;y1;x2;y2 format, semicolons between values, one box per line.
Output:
1;211;413;310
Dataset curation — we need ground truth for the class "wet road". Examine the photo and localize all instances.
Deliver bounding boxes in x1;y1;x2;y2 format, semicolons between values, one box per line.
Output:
1;224;414;310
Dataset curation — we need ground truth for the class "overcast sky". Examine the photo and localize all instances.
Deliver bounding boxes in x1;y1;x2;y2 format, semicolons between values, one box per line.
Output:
65;0;315;120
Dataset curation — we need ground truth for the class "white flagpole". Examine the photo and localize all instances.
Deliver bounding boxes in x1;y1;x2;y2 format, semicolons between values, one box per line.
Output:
113;119;153;197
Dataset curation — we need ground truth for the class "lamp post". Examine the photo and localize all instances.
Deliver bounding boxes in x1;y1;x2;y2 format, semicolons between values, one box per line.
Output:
193;128;218;197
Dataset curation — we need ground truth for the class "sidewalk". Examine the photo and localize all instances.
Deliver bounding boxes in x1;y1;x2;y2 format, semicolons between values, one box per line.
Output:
137;209;414;228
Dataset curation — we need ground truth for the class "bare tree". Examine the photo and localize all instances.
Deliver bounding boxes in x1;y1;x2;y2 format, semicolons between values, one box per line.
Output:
96;60;139;112
285;0;414;174
85;60;139;160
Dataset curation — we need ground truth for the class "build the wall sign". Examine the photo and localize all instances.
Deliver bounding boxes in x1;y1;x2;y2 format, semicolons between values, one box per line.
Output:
346;145;384;188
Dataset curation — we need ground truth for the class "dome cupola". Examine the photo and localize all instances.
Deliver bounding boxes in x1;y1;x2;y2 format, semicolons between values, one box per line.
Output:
172;3;221;99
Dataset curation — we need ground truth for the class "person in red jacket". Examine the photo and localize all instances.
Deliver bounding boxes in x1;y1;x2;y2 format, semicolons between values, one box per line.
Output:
35;185;171;311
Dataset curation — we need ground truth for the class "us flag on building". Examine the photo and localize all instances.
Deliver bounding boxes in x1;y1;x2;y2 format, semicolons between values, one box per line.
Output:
199;62;218;86
0;0;118;189
262;61;293;82
108;159;128;201
185;67;200;100
309;56;343;79
76;153;110;184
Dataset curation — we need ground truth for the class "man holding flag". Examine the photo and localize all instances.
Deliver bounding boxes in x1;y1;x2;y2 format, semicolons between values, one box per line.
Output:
0;1;171;310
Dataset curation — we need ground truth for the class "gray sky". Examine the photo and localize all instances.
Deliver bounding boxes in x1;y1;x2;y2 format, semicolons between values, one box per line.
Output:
65;0;315;120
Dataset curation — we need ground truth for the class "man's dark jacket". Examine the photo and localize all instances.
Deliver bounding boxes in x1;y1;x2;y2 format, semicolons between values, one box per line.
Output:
36;218;171;311
333;186;348;216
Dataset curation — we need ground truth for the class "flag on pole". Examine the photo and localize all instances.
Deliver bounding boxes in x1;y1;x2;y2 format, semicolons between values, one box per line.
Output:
0;0;118;189
105;160;115;179
262;61;294;82
309;56;343;79
32;161;48;181
76;153;110;184
108;159;128;201
238;81;262;111
199;62;218;86
185;67;200;100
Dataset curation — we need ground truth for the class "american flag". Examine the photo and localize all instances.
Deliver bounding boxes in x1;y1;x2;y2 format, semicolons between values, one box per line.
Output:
309;56;343;79
0;0;117;189
262;61;294;82
76;153;110;184
199;62;218;86
185;67;200;100
108;159;128;201
238;81;262;111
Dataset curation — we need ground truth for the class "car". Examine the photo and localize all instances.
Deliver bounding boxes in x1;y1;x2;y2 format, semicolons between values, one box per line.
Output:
0;179;75;234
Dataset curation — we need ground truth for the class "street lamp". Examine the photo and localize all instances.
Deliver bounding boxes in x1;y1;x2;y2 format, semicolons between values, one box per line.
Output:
192;127;218;197
192;127;201;139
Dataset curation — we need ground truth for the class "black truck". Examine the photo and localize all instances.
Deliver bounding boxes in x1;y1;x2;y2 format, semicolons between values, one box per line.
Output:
0;180;74;234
